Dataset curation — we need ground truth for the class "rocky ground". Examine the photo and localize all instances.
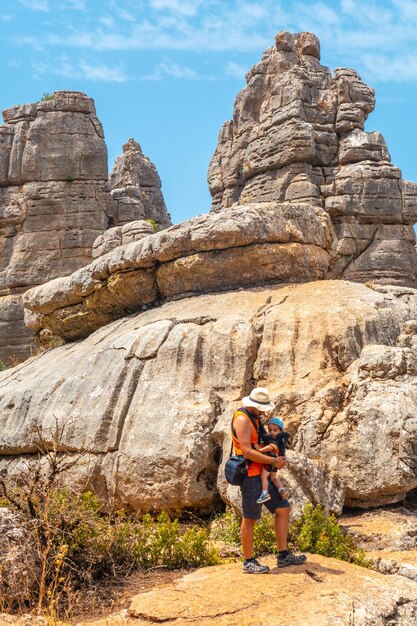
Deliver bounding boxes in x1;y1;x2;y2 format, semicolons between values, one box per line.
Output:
78;552;417;626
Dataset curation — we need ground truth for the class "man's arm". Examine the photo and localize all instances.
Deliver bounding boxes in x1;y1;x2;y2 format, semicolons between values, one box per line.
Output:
234;415;286;469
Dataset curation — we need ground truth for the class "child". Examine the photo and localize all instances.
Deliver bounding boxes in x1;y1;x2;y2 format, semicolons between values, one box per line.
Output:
256;417;289;504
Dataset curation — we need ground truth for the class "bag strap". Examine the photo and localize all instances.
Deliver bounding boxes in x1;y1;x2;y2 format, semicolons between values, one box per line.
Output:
231;407;263;448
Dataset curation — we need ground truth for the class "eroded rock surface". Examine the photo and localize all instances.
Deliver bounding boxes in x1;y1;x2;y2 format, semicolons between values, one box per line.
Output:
341;508;417;551
82;555;417;626
92;220;154;258
0;93;170;362
2;281;417;513
24;202;333;343
109;139;171;229
209;31;417;286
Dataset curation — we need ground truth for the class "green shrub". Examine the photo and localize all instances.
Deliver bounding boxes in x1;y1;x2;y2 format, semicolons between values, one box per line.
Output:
145;218;158;233
0;361;8;372
40;92;54;101
65;174;75;183
211;504;370;565
289;503;368;564
211;508;277;557
0;482;219;619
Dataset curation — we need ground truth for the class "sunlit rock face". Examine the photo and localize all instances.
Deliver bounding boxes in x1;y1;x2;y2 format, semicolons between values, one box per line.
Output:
208;31;417;286
1;34;417;518
0;92;170;363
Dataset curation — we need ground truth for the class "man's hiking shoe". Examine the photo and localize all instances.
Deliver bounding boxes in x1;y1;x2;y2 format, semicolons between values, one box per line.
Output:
277;552;307;568
242;559;270;574
256;490;271;504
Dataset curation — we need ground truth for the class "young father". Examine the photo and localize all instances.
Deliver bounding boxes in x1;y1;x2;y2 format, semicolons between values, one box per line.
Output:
232;387;307;573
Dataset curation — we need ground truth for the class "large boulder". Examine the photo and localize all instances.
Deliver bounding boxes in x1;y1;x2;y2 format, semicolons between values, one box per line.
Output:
23;201;334;343
83;555;417;626
2;281;417;514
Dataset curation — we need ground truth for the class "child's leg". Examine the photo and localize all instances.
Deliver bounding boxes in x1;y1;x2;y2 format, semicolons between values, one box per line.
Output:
261;466;270;492
269;472;282;490
256;467;272;503
270;472;288;498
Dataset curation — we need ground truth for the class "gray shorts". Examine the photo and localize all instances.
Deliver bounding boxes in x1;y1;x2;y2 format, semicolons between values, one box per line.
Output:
240;474;290;520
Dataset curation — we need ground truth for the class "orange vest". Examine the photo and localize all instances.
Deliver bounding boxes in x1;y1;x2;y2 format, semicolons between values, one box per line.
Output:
231;409;263;477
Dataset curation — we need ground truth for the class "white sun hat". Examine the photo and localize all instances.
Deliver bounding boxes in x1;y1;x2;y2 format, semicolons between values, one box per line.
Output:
242;387;275;412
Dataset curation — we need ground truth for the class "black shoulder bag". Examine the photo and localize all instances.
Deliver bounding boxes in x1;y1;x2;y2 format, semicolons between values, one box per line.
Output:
224;408;263;486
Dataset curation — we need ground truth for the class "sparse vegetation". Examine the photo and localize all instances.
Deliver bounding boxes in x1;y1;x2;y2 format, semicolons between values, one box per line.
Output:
290;503;369;565
211;504;370;565
40;92;54;101
64;174;75;183
145;218;158;233
0;420;219;621
0;360;8;372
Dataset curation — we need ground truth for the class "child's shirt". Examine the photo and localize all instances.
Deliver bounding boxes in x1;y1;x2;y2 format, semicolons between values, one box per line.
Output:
262;431;290;457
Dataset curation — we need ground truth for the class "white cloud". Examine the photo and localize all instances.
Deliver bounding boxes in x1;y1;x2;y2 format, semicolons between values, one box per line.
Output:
19;0;49;11
10;0;417;84
224;61;248;79
143;60;200;80
149;0;203;17
59;0;87;9
362;53;417;82
34;56;129;82
1;15;13;20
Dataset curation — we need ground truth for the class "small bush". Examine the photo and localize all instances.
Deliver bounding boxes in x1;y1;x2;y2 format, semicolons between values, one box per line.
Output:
41;92;54;101
145;218;158;233
211;508;277;557
211;504;369;565
0;361;8;372
0;485;219;619
64;174;75;183
289;503;368;564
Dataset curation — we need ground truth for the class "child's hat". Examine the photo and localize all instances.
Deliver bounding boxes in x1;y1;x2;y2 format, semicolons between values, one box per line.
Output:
268;417;284;429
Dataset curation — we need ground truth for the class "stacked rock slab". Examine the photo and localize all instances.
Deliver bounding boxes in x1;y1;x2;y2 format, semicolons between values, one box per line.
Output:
22;32;417;348
0;92;170;363
108;138;171;229
208;31;417;286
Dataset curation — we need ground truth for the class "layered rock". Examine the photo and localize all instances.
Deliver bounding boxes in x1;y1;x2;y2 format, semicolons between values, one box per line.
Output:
209;31;417;286
1;281;417;514
23;202;333;342
109;139;171;228
92;220;154;258
0;93;170;363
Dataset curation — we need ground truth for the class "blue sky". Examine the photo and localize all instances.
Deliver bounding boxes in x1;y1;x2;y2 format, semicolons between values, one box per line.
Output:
1;0;417;224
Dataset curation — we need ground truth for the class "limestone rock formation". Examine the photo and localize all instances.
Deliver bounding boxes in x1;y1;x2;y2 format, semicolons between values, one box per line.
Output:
0;92;170;363
92;220;154;258
209;31;417;286
109;139;171;228
1;33;417;518
24;202;333;342
1;281;417;514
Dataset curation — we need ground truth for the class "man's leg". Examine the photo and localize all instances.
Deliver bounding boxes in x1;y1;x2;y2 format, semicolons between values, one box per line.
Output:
264;483;307;567
241;517;256;559
274;506;290;551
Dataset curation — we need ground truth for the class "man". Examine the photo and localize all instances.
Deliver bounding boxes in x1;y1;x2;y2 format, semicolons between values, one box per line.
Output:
232;387;307;573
